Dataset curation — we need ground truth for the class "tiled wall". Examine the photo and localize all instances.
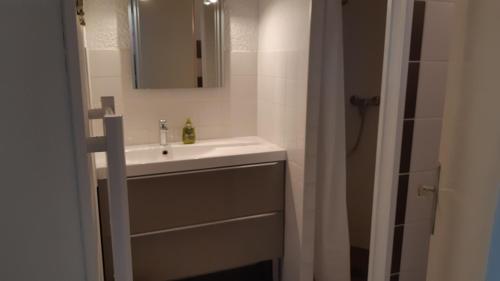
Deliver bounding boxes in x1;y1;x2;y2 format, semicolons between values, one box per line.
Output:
390;1;455;281
85;0;259;145
86;1;315;280
257;0;313;280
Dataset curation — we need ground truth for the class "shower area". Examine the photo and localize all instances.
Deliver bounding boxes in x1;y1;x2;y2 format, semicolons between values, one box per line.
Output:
342;0;387;280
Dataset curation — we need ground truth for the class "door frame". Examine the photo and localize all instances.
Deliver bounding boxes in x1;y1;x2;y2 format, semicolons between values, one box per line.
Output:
59;0;416;280
368;1;414;281
61;1;104;281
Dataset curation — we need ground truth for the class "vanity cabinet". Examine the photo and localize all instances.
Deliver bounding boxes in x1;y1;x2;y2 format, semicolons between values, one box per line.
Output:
98;161;285;281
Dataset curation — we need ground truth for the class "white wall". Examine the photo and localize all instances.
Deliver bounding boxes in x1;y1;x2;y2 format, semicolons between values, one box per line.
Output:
257;0;313;280
84;0;258;145
427;0;500;280
0;1;87;280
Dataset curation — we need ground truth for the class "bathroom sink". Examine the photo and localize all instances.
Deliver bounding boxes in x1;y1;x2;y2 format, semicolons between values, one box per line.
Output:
95;136;286;179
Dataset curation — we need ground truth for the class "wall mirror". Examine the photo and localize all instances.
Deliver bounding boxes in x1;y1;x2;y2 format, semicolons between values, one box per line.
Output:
130;0;224;89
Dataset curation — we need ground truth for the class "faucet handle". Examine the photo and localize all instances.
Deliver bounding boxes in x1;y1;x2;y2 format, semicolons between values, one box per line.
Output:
159;119;168;130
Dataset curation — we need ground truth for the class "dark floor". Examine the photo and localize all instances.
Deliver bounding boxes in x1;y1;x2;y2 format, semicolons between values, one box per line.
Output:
172;247;368;281
177;261;273;281
351;246;369;281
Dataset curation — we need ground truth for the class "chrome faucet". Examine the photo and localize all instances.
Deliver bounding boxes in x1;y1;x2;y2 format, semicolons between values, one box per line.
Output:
159;120;168;146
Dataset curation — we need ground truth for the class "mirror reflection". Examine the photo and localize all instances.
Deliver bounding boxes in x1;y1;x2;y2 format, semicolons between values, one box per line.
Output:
130;0;224;89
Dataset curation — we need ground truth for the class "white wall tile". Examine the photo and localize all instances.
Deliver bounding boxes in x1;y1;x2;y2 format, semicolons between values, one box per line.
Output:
230;51;257;76
421;1;455;61
88;76;125;137
85;0;261;145
404;171;438;224
196;125;231;140
285;51;300;80
89;76;124;112
257;0;311;279
230;99;257;136
258;51;287;78
272;78;287;105
415;62;448;118
197;100;230;127
88;50;122;77
410;119;442;172
257;75;273;102
230;75;257;99
86;48;258;145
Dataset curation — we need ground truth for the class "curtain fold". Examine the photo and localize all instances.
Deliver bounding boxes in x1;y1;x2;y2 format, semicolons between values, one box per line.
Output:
313;0;351;280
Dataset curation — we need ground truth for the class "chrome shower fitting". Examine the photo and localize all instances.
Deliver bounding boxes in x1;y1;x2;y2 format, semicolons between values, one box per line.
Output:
349;95;380;109
347;95;380;156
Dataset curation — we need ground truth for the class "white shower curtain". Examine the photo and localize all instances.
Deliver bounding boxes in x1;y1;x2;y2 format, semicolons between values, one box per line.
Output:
313;0;351;280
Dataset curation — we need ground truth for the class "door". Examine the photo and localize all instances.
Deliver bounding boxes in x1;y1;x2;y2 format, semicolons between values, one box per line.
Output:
74;11;106;281
370;1;500;281
384;1;455;280
61;2;105;281
425;1;500;280
62;2;133;281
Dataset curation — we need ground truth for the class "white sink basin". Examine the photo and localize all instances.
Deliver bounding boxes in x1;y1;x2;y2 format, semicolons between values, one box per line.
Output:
95;136;286;179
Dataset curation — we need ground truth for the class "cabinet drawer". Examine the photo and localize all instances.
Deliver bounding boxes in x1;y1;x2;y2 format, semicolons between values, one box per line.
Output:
131;212;283;281
124;162;284;234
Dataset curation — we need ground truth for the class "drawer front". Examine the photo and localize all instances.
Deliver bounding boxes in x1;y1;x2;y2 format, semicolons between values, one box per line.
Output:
131;212;284;281
127;162;285;234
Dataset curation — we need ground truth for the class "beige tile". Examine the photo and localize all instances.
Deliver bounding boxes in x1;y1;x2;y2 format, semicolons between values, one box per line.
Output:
400;221;432;273
230;51;257;76
285;79;299;109
89;76;124;114
399;270;427;281
230;98;257;136
196;125;231;140
410;119;442;172
415;62;448;118
229;75;257;99
257;75;274;103
285;51;300;80
404;171;438;224
421;1;455;61
258;51;286;78
257;100;273;140
272;78;287;105
88;49;122;77
196;100;230;127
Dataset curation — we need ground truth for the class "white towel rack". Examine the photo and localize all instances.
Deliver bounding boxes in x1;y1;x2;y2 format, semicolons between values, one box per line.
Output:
87;97;133;281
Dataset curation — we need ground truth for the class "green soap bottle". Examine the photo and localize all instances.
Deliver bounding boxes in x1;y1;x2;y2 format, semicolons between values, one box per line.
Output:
182;118;196;144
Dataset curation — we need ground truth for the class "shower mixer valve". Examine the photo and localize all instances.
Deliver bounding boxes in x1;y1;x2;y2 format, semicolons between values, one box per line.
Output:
349;95;380;108
347;95;381;156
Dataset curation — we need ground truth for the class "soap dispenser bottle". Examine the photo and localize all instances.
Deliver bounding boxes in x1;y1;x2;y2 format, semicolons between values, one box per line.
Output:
182;118;196;144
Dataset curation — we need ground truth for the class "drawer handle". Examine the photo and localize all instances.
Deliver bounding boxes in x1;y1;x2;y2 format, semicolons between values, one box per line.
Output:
131;212;280;238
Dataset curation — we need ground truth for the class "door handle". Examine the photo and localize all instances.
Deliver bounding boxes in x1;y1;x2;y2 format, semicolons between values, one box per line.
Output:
416;165;441;234
418;185;436;197
424;165;442;235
